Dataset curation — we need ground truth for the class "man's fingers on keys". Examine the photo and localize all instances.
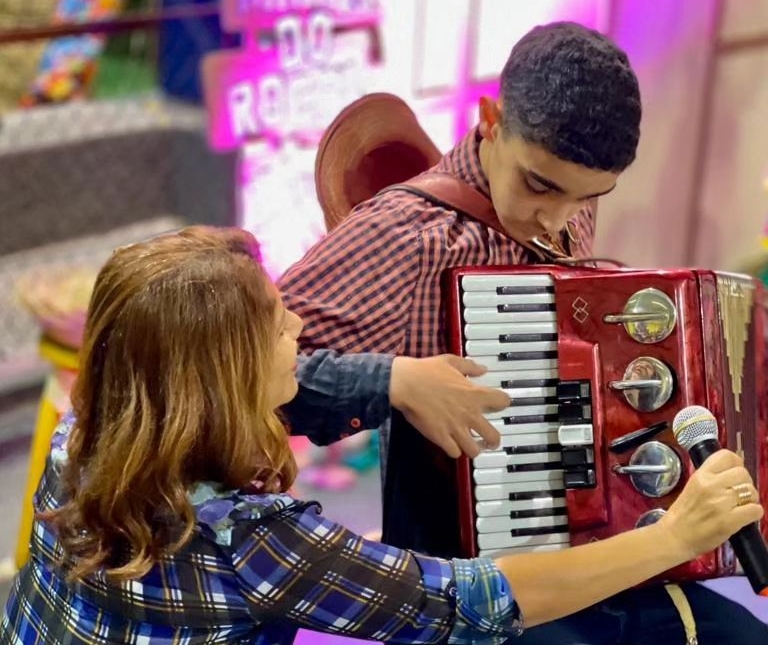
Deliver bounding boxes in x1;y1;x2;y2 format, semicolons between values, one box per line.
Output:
471;416;501;451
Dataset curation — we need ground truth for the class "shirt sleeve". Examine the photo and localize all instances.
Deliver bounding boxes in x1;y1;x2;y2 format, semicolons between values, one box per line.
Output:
276;192;421;355
231;503;524;644
281;350;393;444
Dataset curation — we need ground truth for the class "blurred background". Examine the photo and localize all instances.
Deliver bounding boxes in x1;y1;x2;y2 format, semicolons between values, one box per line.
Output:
1;0;768;637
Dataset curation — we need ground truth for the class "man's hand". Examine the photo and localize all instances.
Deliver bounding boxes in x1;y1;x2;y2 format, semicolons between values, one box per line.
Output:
389;355;509;458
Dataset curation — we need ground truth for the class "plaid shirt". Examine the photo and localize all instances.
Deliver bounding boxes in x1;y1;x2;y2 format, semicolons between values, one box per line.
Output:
2;417;523;645
278;128;595;359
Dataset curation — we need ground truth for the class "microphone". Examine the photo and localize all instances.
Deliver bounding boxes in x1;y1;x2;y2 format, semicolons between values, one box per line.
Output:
672;405;768;596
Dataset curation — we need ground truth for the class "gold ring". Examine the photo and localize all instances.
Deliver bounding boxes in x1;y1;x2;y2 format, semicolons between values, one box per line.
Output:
731;483;753;507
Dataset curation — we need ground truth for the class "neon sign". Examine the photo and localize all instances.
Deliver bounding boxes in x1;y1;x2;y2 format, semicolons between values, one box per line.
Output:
201;1;382;277
203;1;381;152
220;0;379;31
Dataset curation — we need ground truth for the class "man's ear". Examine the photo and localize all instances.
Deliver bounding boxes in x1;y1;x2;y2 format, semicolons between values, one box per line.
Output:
478;97;501;141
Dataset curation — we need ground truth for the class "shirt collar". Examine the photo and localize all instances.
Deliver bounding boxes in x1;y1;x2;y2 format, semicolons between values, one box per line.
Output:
435;127;492;198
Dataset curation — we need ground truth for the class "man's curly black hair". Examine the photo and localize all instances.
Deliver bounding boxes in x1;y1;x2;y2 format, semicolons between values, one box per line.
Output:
500;22;641;172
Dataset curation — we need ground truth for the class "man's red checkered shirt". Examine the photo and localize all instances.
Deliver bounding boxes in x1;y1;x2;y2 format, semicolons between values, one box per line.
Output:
278;128;596;359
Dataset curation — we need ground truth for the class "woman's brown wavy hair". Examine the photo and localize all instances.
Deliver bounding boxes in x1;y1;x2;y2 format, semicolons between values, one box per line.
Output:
42;226;297;581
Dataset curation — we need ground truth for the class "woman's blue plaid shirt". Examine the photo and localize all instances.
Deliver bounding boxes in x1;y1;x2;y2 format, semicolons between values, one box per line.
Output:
2;416;522;644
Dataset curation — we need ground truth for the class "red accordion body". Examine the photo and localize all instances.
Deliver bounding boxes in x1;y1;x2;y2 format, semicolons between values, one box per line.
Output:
446;264;768;583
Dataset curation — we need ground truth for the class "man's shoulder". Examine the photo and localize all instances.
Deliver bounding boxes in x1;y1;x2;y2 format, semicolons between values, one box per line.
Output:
345;185;458;230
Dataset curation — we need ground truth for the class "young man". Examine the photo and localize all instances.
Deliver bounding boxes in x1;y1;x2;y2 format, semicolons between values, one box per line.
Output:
279;22;768;644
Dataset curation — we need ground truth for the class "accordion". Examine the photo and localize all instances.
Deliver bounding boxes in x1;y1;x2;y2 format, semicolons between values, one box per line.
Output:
445;264;768;582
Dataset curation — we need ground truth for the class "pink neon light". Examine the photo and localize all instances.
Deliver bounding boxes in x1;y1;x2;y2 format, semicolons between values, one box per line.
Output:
202;5;381;152
202;48;282;152
220;0;380;33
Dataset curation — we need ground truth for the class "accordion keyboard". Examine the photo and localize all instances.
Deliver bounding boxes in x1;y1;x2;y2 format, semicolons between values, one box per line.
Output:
462;274;572;557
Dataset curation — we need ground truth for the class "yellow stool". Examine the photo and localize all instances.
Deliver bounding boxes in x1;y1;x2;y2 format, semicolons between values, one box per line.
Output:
14;336;79;570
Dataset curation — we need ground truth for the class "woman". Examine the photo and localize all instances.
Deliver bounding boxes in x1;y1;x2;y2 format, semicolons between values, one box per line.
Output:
1;226;763;644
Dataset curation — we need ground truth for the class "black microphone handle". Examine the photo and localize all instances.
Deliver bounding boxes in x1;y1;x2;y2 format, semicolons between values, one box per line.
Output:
686;438;768;595
730;524;768;595
687;438;720;468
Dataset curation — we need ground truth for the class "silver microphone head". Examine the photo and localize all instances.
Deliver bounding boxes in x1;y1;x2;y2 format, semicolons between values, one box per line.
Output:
672;405;719;450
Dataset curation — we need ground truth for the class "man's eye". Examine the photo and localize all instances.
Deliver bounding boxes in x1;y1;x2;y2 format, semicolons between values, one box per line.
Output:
525;178;550;194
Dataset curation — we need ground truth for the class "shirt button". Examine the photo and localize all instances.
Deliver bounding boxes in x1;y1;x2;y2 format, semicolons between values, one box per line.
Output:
350;418;362;429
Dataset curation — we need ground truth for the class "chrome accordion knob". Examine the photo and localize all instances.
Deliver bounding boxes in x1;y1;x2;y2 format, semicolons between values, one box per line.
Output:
609;356;675;412
635;508;667;528
613;441;682;498
603;288;677;344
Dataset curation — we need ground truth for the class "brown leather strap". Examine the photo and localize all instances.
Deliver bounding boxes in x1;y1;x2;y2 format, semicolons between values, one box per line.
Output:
400;173;503;235
383;172;567;262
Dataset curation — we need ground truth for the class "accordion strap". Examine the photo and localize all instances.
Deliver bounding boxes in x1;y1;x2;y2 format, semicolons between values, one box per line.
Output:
383;172;571;262
397;173;502;233
664;583;699;645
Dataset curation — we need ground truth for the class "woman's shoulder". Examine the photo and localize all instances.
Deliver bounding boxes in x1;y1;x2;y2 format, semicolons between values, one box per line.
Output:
47;413;319;549
188;483;317;547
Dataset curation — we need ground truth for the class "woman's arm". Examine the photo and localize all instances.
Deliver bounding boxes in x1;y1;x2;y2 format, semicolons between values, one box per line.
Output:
282;351;508;457
281;350;393;444
496;449;763;627
230;450;761;641
231;499;518;644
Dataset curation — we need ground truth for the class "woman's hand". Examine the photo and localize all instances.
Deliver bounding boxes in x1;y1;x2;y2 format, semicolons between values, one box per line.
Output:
658;449;764;560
